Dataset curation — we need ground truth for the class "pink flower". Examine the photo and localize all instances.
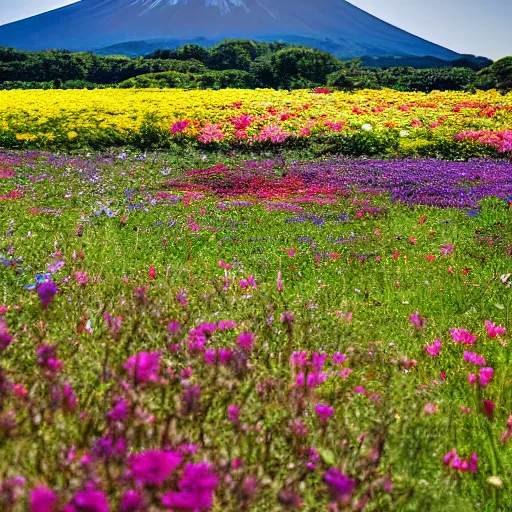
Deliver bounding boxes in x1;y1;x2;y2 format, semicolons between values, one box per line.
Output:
171;120;190;134
238;332;255;351
218;260;233;270
424;338;442;357
277;270;283;293
485;320;506;338
463;351;486;366
162;462;218;510
129;450;182;487
479;367;495;388
338;368;352;379
460;406;471;414
75;271;88;286
410;311;427;329
468;373;477;385
0;318;13;353
424;403;439;414
30;486;58;512
354;386;366;395
124;352;161;384
148;265;157;280
323;468;355;504
315;404;334;423
450;328;477;344
228;404;240;424
218;320;237;331
199;123;225;144
69;491;109;512
120;490;146;512
168;320;181;335
440;244;455;255
332;353;347;366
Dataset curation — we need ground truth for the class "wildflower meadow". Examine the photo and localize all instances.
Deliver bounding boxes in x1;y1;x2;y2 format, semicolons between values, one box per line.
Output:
0;89;511;512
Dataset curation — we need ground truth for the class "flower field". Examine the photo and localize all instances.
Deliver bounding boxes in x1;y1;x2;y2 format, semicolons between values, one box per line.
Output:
0;89;511;156
1;147;512;511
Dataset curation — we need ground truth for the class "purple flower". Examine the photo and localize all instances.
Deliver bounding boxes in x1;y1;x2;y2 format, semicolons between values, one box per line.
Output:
168;320;181;335
181;385;201;415
312;353;327;372
323;468;356;503
124;352;160;384
70;490;109;512
107;398;129;422
120;490;146;512
129;450;183;487
37;281;58;309
315;404;334;423
162;462;219;510
30;486;58;512
37;345;63;377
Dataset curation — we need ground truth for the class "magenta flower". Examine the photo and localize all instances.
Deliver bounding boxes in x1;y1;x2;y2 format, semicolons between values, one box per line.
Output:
323;468;356;503
315;404;334;423
439;244;455;255
331;353;347;365
410;311;427;329
37;345;63;377
62;382;78;412
37;281;58;309
70;491;109;512
450;328;477;344
218;320;237;331
312;353;328;372
227;404;240;424
218;348;233;365
103;313;122;335
354;386;366;395
479;367;495;388
468;373;477;385
120;490;146;512
0;318;13;353
168;320;181;335
204;348;217;365
485;320;506;338
30;486;58;512
463;351;486;366
75;271;88;286
129;450;183;487
124;351;161;384
424;403;439;414
424;338;442;357
483;399;495;420
238;332;255;351
106;398;129;422
276;270;283;293
171;120;190;134
280;311;294;324
162;462;219;510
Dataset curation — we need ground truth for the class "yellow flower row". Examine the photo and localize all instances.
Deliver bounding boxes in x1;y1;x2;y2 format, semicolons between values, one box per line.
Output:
0;88;510;147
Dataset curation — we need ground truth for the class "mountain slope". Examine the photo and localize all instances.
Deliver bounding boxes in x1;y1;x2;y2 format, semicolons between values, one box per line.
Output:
0;0;459;60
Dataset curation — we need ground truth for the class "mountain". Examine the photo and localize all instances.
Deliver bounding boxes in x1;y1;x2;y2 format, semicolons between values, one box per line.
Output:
0;0;459;60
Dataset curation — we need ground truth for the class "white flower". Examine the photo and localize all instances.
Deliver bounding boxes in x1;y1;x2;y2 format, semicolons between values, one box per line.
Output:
361;123;373;131
400;130;410;137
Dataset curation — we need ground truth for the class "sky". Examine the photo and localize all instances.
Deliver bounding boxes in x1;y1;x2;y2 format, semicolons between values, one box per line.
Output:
0;0;510;59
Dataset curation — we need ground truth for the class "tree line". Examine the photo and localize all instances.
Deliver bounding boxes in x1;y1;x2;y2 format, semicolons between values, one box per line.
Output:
0;40;509;92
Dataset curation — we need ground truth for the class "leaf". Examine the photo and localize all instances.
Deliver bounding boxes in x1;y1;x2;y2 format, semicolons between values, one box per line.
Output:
318;447;336;466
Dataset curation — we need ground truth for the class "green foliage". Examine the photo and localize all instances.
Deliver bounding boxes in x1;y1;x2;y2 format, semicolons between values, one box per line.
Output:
0;42;500;92
473;57;512;93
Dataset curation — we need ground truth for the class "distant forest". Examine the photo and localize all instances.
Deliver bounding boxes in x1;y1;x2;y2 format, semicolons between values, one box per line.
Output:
0;39;510;93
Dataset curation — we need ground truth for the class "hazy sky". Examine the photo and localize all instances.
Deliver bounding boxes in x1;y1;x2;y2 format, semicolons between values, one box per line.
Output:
0;0;510;59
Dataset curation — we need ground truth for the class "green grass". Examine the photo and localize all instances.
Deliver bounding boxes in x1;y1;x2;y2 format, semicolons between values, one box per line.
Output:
0;150;511;511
